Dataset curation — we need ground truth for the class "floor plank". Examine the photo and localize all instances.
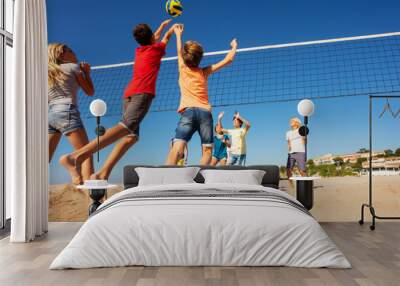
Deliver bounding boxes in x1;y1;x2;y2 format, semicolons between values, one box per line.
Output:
0;222;399;286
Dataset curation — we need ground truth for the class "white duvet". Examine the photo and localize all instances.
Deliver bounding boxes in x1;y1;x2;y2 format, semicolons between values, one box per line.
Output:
50;183;351;269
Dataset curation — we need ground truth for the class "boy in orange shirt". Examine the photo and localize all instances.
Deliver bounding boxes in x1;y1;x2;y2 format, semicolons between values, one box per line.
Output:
166;24;238;165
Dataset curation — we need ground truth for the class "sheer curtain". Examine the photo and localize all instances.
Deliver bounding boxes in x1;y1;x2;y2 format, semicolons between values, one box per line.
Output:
8;0;48;242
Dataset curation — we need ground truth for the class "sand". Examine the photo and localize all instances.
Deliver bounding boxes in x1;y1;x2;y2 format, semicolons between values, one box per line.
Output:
49;184;121;222
49;176;400;222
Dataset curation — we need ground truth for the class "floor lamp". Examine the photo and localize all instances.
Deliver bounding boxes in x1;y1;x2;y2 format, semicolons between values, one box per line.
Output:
86;99;108;215
291;99;316;211
89;99;107;162
297;99;315;162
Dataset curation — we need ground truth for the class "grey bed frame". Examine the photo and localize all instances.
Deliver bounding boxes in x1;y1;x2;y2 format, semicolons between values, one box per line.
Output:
123;165;280;190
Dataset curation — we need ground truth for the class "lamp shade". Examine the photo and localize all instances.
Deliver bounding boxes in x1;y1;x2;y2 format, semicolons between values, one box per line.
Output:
297;99;315;117
90;99;107;117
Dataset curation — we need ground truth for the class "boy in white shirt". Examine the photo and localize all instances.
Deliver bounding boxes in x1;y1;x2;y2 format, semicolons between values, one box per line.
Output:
286;117;307;180
217;111;251;166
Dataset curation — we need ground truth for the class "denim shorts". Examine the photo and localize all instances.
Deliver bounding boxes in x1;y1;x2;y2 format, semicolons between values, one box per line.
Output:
213;151;228;161
228;154;246;166
174;108;214;146
48;103;84;135
287;152;306;171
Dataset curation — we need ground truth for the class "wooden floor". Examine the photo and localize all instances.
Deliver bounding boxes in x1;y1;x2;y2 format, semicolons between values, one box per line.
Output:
0;222;399;286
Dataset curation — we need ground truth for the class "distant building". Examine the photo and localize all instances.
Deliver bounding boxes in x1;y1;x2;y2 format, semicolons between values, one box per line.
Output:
313;154;334;165
312;151;384;166
311;150;400;176
361;157;400;176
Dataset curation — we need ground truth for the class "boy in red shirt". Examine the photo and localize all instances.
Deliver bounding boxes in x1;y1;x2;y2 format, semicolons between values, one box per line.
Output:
60;20;177;184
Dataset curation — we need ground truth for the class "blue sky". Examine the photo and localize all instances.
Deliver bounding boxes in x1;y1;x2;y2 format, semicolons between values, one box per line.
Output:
47;0;400;184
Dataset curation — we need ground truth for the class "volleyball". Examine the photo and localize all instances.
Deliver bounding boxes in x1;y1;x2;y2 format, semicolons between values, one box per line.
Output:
166;0;183;18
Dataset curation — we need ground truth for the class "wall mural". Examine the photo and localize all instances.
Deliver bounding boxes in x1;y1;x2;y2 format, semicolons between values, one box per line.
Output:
47;16;400;223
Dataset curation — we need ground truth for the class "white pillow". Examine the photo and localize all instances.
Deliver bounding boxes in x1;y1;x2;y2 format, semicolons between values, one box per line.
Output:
135;167;200;186
200;169;266;185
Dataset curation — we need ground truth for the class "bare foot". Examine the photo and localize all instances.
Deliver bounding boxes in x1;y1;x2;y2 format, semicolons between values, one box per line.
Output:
59;154;83;185
90;172;108;181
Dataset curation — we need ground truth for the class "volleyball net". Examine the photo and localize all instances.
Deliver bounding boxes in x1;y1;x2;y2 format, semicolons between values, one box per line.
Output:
78;32;400;117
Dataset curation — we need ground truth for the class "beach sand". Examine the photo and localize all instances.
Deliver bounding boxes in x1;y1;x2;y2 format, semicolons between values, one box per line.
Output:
282;176;400;222
49;185;121;222
49;176;400;222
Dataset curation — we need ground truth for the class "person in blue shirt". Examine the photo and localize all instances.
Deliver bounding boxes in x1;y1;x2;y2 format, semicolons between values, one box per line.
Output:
211;125;231;166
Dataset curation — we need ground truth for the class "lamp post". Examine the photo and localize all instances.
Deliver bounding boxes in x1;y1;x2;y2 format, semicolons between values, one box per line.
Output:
297;99;315;162
291;99;317;211
89;99;107;162
82;99;108;215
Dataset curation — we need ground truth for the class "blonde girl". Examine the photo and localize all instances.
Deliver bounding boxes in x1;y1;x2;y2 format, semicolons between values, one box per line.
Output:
48;43;94;184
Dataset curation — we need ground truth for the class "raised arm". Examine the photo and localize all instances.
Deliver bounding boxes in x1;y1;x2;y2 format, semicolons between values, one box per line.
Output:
206;39;238;75
154;19;172;42
76;61;94;96
235;112;251;131
173;24;185;67
161;23;179;45
216;111;229;134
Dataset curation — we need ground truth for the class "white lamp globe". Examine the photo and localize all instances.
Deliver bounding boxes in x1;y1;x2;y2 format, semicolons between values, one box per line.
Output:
90;99;107;117
297;99;315;117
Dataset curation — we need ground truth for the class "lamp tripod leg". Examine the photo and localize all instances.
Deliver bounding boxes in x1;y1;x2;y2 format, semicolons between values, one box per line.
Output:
97;132;100;162
96;116;100;163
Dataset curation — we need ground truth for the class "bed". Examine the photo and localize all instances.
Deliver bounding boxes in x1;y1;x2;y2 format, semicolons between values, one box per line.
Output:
50;165;350;269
